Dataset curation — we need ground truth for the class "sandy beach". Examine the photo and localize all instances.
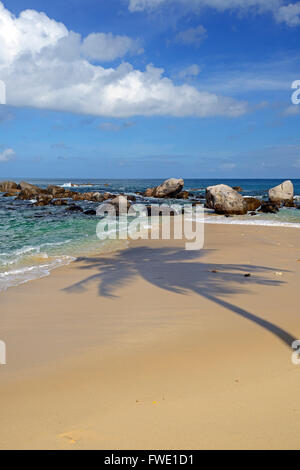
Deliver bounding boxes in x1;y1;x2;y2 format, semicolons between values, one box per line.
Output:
1;223;300;450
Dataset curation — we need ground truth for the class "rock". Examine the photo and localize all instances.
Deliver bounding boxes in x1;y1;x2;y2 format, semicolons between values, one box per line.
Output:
3;189;19;197
258;202;279;214
269;180;294;206
174;190;190;200
51;199;68;206
46;185;66;197
19;181;41;192
66;204;83;212
143;178;184;198
71;192;86;201
233;186;243;192
34;195;53;206
0;181;18;192
249;211;257;216
154;178;184;198
206;184;247;215
17;182;46;200
284;200;296;208
244;197;261;212
17;189;40;200
109;195;131;215
91;192;106;202
84;209;96;215
144;187;156;197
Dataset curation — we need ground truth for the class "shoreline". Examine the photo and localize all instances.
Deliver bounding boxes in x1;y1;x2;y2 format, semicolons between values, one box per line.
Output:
2;215;300;293
1;223;300;449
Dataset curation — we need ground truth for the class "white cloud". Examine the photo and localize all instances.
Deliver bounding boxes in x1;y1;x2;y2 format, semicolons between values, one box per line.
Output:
0;2;247;118
276;2;300;26
0;148;15;162
129;0;300;27
175;25;207;46
81;33;143;61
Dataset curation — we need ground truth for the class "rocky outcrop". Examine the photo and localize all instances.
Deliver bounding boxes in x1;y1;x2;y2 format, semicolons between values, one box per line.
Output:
244;197;261;212
0;181;18;192
269;180;294;206
143;178;184;198
259;202;279;214
3;189;19;197
206;184;247;215
46;185;68;197
34;195;54;206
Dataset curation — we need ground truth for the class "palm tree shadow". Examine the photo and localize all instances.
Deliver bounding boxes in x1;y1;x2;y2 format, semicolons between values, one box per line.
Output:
63;246;296;348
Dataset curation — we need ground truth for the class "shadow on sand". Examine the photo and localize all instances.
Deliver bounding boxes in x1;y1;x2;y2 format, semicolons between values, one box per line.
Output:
63;246;296;348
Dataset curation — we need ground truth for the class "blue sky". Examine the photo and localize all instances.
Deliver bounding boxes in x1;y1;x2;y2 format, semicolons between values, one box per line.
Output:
0;0;300;178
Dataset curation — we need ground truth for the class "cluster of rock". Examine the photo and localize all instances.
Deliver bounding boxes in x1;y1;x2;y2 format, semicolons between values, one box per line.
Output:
0;178;297;217
205;180;296;216
0;180;118;206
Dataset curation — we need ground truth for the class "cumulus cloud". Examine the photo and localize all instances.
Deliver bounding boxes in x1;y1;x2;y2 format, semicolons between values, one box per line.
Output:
175;25;207;46
129;0;300;27
0;2;246;118
0;148;15;162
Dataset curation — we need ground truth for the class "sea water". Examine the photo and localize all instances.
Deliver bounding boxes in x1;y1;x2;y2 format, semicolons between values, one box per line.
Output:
1;178;300;291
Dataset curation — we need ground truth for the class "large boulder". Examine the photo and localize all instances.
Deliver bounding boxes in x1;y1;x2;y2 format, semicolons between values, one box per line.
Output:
154;178;184;198
269;180;294;206
143;178;184;198
206;184;247;215
0;181;18;192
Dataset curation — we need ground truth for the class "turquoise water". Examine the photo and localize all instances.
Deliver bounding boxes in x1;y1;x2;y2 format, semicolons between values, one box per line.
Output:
1;178;300;291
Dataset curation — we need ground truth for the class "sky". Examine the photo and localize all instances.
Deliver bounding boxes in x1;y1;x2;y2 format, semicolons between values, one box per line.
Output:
0;0;300;179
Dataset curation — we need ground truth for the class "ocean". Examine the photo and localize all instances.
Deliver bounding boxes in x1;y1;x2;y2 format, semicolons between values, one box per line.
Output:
1;178;300;291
